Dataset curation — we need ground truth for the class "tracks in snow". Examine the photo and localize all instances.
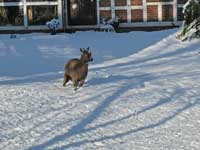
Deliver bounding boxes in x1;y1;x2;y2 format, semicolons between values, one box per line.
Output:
1;35;200;150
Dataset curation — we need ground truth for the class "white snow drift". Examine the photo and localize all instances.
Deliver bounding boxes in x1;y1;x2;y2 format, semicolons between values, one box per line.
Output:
0;29;200;150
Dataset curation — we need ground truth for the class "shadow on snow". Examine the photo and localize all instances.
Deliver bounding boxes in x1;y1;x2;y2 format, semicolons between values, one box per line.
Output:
29;74;153;150
29;73;200;150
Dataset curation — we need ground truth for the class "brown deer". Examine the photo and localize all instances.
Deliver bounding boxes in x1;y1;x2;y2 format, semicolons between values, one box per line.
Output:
63;47;93;90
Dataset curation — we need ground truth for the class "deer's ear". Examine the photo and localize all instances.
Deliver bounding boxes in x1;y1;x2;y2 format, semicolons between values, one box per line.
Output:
80;48;83;52
87;47;90;50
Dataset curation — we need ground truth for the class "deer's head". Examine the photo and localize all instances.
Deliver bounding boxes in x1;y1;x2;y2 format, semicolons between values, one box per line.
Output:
80;47;93;63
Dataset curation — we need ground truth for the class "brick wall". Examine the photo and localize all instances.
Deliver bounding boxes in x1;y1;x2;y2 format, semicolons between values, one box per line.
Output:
115;10;127;22
131;9;143;22
100;10;112;20
131;0;143;6
98;0;185;24
147;5;158;21
100;0;111;7
115;0;127;6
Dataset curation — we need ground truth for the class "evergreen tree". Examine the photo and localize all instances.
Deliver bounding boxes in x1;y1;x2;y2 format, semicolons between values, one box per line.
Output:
178;0;200;41
183;0;200;25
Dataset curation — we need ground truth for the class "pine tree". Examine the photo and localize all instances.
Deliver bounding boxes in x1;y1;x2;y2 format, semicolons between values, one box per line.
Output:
178;0;200;41
184;0;200;25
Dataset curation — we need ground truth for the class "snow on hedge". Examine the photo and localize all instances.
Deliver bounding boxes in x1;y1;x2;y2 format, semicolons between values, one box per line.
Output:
46;19;60;35
100;17;119;32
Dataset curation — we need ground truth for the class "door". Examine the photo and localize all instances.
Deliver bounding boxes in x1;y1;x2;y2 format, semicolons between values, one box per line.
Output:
67;0;97;25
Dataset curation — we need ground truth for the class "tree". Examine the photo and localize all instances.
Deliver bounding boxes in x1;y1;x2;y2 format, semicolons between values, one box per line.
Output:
183;0;200;25
178;0;200;41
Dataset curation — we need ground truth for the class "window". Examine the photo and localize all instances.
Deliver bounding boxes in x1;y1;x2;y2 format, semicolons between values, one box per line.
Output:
27;5;58;25
162;5;173;21
0;0;22;2
0;6;23;26
0;0;61;28
178;8;184;21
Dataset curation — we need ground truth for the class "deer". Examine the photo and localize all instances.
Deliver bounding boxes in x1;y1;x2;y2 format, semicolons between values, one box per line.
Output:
63;47;93;90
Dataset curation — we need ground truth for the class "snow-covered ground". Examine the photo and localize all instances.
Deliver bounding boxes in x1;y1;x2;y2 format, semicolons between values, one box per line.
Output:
0;29;200;150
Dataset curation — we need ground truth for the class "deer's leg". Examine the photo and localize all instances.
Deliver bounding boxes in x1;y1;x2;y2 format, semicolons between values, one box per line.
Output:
79;78;85;87
72;78;79;91
63;73;69;86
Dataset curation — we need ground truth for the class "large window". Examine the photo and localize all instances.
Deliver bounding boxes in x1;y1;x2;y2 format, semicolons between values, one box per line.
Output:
27;0;56;1
27;5;58;25
0;0;61;28
0;6;23;26
0;0;22;2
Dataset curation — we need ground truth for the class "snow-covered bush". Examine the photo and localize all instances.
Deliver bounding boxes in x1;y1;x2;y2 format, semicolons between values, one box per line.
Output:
46;19;60;35
178;0;200;41
10;34;17;39
100;17;120;32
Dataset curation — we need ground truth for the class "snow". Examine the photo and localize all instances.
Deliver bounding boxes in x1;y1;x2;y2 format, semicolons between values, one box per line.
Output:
0;29;200;150
181;0;200;41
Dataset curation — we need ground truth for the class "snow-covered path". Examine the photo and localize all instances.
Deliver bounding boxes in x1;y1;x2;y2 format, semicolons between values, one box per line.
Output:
0;30;200;150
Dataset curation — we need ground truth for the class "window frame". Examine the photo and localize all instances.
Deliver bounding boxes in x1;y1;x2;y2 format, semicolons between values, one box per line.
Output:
0;0;62;30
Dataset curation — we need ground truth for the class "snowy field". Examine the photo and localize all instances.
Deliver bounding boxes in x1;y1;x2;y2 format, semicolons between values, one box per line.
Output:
0;29;200;150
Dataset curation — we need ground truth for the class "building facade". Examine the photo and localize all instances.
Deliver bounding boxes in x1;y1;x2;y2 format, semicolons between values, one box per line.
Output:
0;0;187;31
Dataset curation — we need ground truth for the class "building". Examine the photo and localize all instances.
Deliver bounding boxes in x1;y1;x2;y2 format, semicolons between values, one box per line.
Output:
0;0;187;31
